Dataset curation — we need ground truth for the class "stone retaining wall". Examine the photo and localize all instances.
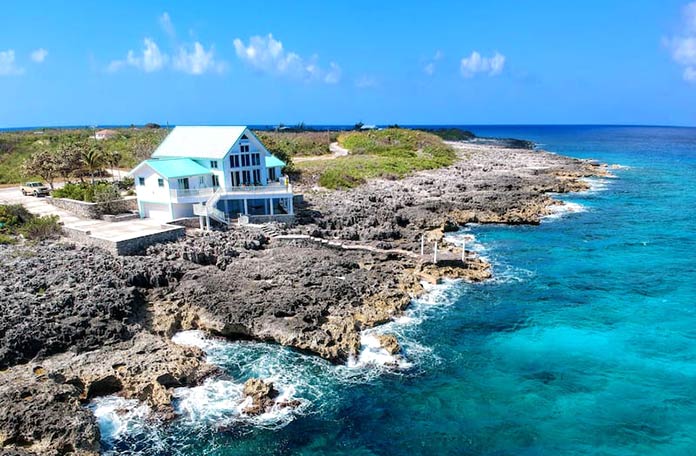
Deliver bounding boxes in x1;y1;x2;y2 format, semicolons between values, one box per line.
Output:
47;196;137;219
63;224;184;256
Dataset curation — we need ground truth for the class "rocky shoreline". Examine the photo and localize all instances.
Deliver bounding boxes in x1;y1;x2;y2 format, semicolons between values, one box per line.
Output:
0;141;609;455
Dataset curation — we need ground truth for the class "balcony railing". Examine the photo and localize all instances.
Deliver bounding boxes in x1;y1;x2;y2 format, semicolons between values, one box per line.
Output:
170;180;292;200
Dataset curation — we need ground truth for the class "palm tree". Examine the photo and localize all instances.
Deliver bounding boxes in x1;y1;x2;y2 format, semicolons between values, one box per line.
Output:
81;143;103;184
104;149;121;182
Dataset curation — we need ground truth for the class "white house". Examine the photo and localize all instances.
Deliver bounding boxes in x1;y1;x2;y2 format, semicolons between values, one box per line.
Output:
128;126;293;227
95;129;118;140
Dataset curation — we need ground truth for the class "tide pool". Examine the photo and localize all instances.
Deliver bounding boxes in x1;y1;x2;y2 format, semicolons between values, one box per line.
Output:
95;126;696;455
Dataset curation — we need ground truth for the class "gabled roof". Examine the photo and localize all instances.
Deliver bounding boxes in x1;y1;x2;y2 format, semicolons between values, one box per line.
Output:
152;126;248;159
130;158;212;179
265;155;286;168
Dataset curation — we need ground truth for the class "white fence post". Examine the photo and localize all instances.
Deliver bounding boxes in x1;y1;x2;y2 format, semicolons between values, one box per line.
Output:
433;241;438;263
461;238;466;262
420;234;425;256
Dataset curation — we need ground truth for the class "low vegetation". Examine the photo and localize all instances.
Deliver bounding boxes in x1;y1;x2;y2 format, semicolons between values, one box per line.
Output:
254;131;341;173
296;128;457;189
52;182;123;203
0;204;62;244
0;127;168;184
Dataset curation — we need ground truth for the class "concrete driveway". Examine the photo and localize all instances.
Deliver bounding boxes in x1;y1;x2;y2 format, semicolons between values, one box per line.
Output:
0;185;182;246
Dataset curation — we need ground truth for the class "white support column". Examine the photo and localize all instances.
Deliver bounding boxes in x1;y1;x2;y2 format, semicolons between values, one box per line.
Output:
243;199;248;215
420;234;425;255
205;215;210;231
199;216;204;230
433;242;438;263
269;198;274;216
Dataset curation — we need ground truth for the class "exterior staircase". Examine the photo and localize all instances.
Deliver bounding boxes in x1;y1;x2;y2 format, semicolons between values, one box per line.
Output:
197;187;229;226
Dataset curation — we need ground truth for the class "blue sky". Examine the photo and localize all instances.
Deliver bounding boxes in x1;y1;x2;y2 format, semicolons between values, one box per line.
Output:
2;0;696;127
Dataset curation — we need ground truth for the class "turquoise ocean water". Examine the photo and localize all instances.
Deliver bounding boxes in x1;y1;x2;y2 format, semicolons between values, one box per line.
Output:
94;126;696;455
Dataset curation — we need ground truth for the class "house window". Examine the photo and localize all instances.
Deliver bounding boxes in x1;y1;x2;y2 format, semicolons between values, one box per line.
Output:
231;171;241;186
269;168;277;181
210;160;218;169
138;177;145;186
178;178;189;190
252;153;260;166
231;155;240;168
240;144;250;153
199;176;206;186
242;170;251;185
241;154;250;167
212;175;220;187
157;178;164;187
253;169;261;184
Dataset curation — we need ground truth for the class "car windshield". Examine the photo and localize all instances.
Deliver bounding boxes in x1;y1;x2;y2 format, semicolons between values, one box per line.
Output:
28;182;44;187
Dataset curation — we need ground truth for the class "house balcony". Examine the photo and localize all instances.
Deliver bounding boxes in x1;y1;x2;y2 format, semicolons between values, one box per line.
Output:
169;181;293;203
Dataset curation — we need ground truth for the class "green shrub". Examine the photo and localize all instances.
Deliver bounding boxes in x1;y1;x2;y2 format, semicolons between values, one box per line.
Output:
19;215;61;241
93;183;121;203
117;177;134;190
0;233;16;244
52;182;86;200
0;204;33;228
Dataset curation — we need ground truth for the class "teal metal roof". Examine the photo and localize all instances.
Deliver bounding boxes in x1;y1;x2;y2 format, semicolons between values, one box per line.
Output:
265;155;286;168
144;158;211;178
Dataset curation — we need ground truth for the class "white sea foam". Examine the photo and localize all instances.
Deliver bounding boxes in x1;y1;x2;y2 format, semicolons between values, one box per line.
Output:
543;201;587;221
580;177;613;194
348;333;413;370
89;396;151;443
173;377;302;429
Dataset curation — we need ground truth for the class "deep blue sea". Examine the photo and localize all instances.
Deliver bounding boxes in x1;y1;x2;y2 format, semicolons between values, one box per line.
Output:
92;126;696;455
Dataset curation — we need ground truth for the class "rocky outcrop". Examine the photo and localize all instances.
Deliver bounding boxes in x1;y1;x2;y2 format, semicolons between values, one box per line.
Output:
241;378;279;415
240;378;301;416
294;144;606;250
377;334;401;355
0;333;216;455
0;141;608;455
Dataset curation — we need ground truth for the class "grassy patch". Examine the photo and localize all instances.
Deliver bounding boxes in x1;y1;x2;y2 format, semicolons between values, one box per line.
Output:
296;129;457;189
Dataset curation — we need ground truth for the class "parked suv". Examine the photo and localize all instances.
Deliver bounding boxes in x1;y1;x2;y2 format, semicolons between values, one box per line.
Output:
20;181;50;197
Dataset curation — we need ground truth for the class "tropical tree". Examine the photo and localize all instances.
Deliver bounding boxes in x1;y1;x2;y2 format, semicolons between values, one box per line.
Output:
55;139;83;183
81;142;104;184
22;144;59;189
104;149;122;182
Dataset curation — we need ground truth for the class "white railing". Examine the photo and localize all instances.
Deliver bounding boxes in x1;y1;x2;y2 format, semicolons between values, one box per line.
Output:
170;180;292;200
170;187;214;199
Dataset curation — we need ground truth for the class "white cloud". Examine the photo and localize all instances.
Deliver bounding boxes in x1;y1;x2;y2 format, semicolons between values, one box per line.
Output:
30;48;48;63
460;51;505;77
160;12;176;38
107;14;225;76
423;50;443;75
355;75;377;88
233;33;341;83
0;49;23;75
685;66;696;81
666;2;696;82
108;38;167;73
173;42;224;75
324;62;341;84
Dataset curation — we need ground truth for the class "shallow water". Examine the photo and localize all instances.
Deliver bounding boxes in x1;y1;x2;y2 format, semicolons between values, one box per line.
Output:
94;126;696;455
